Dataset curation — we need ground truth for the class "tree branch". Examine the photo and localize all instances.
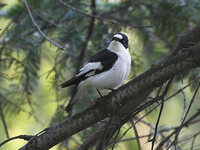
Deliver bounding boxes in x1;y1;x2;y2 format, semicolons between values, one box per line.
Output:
0;100;9;138
172;83;200;148
150;78;173;150
156;109;200;150
131;120;141;150
0;135;33;147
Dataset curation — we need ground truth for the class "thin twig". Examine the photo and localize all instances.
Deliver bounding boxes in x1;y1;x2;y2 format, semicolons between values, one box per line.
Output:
180;90;187;121
135;103;159;124
23;0;66;50
79;128;105;150
150;101;164;150
150;78;173;150
57;0;152;28
32;9;58;27
191;134;197;150
129;76;200;125
19;10;69;40
164;77;200;100
116;76;200;146
131;120;141;150
0;93;30;115
111;128;120;150
0;135;33;147
177;131;200;147
79;118;120;150
123;75;200;123
0;100;9;138
156;109;200;150
173;83;200;147
107;76;200;150
96;89;103;97
100;118;113;150
106;118;172;150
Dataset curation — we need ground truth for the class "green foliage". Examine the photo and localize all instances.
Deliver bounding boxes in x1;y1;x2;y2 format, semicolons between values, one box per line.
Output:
1;0;200;149
6;3;23;18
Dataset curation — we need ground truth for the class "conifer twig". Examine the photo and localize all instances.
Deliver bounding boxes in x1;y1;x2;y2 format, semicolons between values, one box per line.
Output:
23;0;66;50
57;0;152;28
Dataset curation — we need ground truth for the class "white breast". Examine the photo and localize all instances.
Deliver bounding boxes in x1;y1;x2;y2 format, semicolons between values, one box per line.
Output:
111;44;131;88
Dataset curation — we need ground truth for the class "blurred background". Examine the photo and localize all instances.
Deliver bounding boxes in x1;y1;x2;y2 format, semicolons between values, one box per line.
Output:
1;0;200;149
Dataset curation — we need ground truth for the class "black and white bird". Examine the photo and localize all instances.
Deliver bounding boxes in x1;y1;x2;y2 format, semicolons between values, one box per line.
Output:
61;32;131;110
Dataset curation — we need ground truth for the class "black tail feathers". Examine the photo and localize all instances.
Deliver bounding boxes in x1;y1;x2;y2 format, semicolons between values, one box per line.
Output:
60;77;77;88
61;75;86;88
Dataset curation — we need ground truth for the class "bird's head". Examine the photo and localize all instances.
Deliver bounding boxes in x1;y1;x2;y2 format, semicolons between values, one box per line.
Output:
111;32;129;49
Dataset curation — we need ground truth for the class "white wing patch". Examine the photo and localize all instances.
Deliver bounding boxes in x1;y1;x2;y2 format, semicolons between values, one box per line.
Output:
85;70;96;77
114;34;123;39
76;62;103;77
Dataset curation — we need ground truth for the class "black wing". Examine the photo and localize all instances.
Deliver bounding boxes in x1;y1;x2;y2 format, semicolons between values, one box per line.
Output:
89;49;118;74
61;49;118;88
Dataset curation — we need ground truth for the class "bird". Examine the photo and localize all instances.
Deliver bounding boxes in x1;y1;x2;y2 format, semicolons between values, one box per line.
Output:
61;32;131;111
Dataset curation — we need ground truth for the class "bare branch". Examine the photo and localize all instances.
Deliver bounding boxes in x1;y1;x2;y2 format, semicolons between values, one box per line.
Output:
111;128;120;150
180;90;187;121
22;0;66;50
31;9;58;27
156;110;200;149
110;75;200;148
0;100;9;138
0;135;33;148
131;120;141;150
0;93;30;115
57;0;152;28
150;78;173;150
79;128;105;150
173;83;200;148
191;134;198;150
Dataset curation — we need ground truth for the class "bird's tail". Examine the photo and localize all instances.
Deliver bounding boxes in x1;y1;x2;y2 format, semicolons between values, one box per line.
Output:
61;75;87;88
60;77;77;88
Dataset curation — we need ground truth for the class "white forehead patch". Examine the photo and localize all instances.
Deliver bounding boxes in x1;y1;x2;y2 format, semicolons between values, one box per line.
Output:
113;34;123;39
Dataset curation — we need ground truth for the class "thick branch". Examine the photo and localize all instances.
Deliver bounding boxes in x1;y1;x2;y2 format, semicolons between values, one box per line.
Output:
20;42;200;149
